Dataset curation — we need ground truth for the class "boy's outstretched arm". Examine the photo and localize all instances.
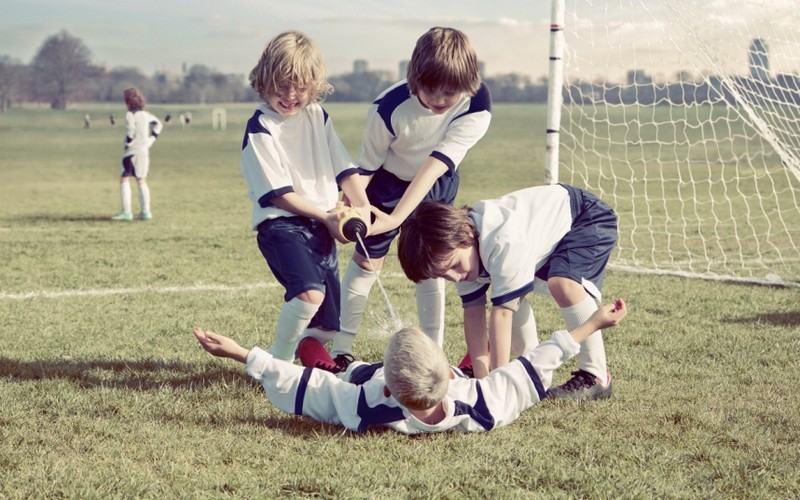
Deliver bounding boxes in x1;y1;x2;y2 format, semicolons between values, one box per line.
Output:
569;298;627;344
369;157;449;235
193;328;249;364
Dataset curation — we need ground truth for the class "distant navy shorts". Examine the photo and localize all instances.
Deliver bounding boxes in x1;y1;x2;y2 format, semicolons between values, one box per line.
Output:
256;216;340;331
356;166;460;258
120;153;149;179
535;184;618;292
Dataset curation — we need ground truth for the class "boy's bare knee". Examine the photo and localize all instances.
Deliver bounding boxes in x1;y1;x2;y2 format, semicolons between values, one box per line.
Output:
354;252;383;272
295;289;325;304
547;276;587;306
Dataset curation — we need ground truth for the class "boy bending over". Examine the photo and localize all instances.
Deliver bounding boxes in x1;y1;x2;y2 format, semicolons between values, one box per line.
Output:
398;184;618;401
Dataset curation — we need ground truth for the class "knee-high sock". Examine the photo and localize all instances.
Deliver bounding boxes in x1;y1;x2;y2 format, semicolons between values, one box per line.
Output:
560;296;607;380
511;300;538;356
270;297;320;361
332;260;377;356
416;278;445;347
138;182;150;213
302;327;337;345
120;182;132;215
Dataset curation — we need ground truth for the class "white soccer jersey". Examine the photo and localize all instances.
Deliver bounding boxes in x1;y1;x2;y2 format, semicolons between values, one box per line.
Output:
455;185;575;306
358;81;491;180
245;329;580;434
240;103;359;229
124;110;162;154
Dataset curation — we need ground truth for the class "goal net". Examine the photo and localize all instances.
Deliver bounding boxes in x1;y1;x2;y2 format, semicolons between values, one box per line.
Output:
551;0;800;287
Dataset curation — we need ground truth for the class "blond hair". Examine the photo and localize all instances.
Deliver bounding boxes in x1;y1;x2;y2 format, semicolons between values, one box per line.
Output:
383;327;450;411
407;27;481;96
123;87;146;112
249;31;333;103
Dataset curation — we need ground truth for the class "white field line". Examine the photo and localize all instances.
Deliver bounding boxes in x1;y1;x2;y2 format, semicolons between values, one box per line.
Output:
0;273;408;301
0;224;244;234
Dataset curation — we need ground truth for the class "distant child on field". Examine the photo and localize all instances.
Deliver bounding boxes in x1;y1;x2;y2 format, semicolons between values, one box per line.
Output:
332;27;492;365
240;31;372;363
193;298;627;434
398;184;619;401
112;87;163;221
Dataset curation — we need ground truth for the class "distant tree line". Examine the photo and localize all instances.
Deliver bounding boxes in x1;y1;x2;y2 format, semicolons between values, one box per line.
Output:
0;30;556;111
0;31;256;111
5;30;795;112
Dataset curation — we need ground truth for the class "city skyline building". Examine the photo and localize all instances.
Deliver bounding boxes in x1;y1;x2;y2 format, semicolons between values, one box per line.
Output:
749;37;770;82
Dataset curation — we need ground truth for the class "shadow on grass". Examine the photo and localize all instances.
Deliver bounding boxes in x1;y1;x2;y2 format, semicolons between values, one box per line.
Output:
256;415;393;438
11;214;124;223
726;311;800;326
0;356;247;391
0;356;395;437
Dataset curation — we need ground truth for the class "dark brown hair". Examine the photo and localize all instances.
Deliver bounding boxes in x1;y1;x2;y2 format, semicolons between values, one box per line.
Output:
123;87;146;112
397;201;477;282
407;27;481;97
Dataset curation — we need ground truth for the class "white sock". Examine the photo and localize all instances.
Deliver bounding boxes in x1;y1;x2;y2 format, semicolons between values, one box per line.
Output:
120;182;132;215
560;296;607;381
331;260;377;356
511;300;538;356
270;297;320;361
138;182;150;214
302;327;337;345
416;278;445;347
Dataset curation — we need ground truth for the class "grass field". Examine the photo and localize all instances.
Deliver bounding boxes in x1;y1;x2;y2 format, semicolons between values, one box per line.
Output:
1;103;799;498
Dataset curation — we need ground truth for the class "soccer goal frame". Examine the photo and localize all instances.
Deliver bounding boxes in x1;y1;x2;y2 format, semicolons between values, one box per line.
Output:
547;0;800;287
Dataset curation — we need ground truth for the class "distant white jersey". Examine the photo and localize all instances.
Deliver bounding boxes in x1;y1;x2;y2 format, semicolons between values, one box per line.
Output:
455;185;574;306
358;80;491;180
245;329;580;434
240;103;359;229
124;110;162;154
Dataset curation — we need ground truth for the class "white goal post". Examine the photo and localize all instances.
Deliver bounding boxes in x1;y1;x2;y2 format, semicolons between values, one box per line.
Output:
548;0;800;287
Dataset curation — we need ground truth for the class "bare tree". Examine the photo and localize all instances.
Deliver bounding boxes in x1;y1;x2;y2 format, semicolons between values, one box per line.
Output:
98;66;153;102
31;30;93;109
0;55;28;111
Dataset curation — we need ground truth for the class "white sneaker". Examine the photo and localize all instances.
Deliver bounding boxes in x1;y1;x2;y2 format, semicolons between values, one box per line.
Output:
111;212;133;221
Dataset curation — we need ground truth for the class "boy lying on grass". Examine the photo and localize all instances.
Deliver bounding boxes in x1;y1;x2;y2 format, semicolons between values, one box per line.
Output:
192;299;627;434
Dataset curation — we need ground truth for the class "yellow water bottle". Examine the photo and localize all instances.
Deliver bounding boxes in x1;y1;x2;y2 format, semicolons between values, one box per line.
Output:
330;206;367;242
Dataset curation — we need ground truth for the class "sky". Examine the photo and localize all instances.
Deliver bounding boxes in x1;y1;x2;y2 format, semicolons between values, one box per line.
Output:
2;0;798;83
1;1;552;79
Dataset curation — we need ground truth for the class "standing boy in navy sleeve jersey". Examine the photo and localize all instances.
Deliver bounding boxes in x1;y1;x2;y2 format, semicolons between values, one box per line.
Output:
240;31;371;363
331;27;493;367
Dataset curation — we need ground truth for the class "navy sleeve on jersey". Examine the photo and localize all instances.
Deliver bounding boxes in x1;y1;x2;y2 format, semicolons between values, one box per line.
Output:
375;83;412;136
452;383;495;431
460;283;490;306
242;109;269;150
354;389;406;432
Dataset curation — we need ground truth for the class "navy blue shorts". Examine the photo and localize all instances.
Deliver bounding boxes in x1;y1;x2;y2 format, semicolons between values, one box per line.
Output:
357;166;460;258
256;216;340;331
120;155;136;178
535;184;618;291
349;362;383;385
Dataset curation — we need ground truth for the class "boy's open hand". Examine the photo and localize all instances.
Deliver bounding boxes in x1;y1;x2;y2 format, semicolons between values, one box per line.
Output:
193;327;249;363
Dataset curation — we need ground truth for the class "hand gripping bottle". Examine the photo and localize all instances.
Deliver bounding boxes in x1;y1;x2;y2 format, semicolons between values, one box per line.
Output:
330;206;368;242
